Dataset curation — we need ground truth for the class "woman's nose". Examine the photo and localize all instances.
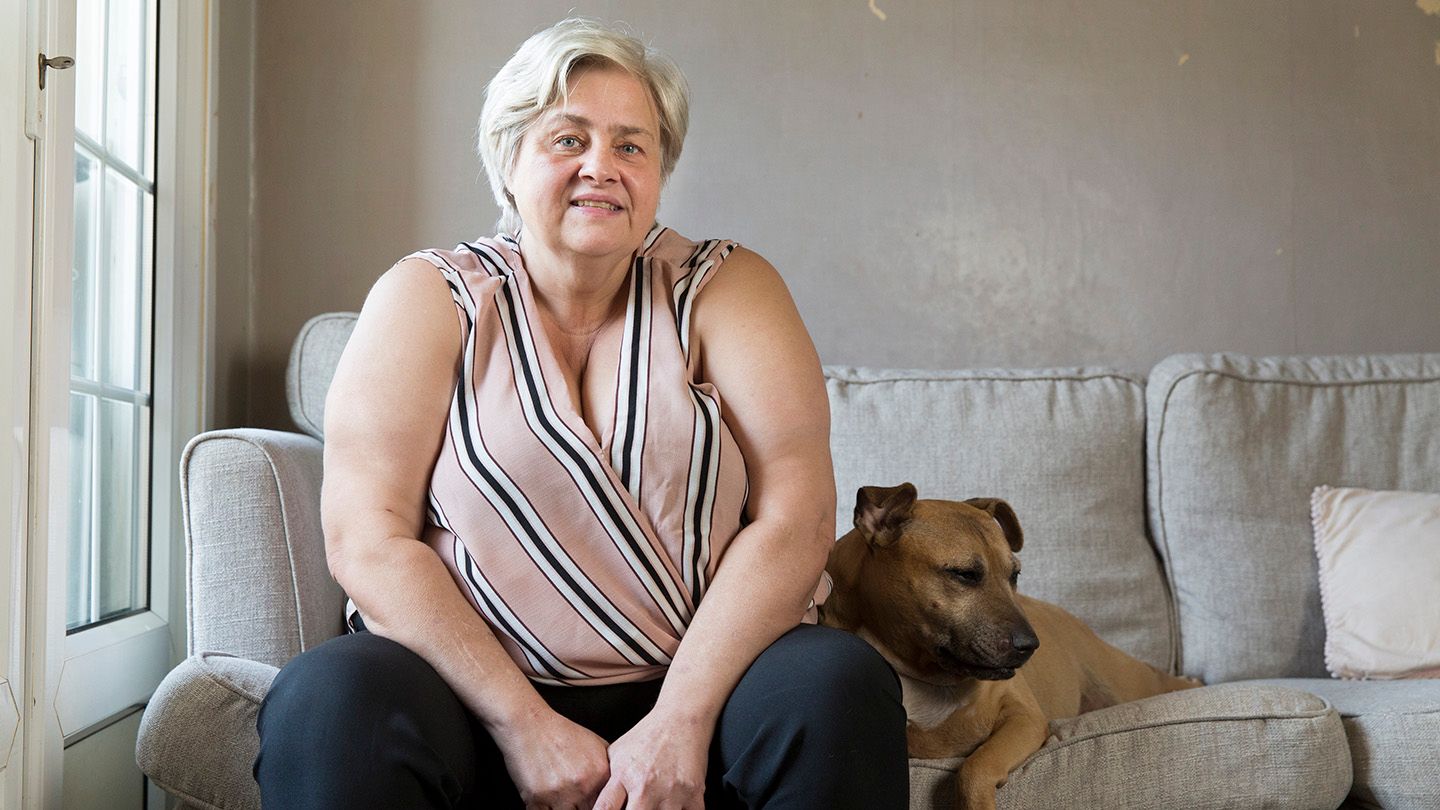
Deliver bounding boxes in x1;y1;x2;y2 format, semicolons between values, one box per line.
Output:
579;147;617;183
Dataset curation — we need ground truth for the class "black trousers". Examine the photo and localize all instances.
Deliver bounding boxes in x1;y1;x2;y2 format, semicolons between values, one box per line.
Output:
254;624;907;809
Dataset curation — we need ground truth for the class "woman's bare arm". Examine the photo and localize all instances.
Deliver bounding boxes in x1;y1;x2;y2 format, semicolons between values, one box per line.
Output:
321;258;610;805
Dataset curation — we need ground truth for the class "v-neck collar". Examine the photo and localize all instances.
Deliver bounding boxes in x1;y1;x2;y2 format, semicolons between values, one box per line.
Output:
501;238;648;457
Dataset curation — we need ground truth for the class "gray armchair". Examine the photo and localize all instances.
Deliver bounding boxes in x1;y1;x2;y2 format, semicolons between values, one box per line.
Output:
137;314;355;810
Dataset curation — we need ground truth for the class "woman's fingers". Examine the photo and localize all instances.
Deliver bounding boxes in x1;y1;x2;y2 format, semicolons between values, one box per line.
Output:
501;710;611;808
594;779;627;810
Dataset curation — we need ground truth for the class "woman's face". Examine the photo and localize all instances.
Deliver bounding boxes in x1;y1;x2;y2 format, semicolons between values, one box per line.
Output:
508;65;663;267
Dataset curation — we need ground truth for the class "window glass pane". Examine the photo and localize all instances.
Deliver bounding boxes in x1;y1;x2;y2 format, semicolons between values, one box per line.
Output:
66;394;95;629
72;148;99;381
139;189;154;384
69;0;155;633
142;0;156;181
99;167;139;389
96;398;141;621
104;0;149;177
75;0;104;142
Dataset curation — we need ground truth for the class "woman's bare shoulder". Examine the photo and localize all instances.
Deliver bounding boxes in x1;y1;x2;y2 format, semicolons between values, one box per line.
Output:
692;245;797;331
328;257;465;409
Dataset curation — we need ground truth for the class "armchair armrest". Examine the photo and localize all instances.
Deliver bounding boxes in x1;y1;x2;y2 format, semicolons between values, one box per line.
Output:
181;428;344;667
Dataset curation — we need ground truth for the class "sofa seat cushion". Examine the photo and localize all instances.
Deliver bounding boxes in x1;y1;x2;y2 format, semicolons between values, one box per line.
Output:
1252;678;1440;810
908;683;1350;810
138;653;277;810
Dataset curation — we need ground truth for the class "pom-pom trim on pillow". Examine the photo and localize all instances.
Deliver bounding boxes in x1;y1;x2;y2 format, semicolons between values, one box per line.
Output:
1311;485;1440;680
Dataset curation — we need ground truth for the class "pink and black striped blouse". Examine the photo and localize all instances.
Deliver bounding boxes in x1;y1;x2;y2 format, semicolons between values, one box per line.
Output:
384;225;821;686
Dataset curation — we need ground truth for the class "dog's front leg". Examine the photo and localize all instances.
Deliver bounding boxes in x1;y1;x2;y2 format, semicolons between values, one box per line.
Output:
955;691;1048;810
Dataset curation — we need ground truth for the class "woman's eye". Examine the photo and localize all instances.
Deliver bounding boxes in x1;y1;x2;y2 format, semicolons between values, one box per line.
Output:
619;144;640;155
556;136;581;149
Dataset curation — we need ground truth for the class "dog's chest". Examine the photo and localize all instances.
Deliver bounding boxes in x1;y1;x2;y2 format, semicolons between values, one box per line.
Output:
900;676;975;730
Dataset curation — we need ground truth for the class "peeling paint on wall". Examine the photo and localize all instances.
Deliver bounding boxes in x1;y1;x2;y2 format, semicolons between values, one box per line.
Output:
868;0;887;21
1435;39;1440;65
1177;52;1190;66
1418;0;1440;16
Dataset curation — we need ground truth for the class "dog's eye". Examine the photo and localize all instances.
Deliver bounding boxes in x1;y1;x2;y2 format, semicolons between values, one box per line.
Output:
945;566;984;585
1009;570;1020;588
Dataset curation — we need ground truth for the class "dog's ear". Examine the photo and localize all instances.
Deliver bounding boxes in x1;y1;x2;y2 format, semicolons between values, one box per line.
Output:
964;498;1024;552
854;483;918;548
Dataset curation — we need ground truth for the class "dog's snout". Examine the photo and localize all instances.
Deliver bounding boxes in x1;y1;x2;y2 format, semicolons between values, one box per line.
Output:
1010;628;1039;657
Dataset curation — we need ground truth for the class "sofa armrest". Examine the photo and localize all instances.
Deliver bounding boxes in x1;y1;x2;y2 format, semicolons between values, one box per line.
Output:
137;653;276;810
181;429;344;667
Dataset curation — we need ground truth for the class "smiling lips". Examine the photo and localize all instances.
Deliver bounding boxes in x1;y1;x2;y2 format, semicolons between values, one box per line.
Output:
572;199;622;211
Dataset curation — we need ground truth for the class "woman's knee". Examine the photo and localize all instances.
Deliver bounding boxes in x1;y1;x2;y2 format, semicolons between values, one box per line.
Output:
257;632;475;768
262;632;453;728
715;625;908;808
746;625;902;720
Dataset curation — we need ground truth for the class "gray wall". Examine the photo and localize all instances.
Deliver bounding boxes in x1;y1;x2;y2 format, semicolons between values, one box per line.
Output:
218;0;1440;430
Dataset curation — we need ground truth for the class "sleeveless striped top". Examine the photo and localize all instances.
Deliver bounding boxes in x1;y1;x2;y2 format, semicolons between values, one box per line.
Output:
385;225;819;686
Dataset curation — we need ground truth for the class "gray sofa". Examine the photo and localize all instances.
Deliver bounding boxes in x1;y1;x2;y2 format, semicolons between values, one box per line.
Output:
137;313;1440;809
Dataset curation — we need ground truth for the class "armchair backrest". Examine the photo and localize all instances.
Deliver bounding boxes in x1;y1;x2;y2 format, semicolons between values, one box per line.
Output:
286;312;358;439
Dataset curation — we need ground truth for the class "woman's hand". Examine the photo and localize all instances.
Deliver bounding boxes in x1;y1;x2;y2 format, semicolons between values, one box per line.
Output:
496;708;612;810
594;708;711;810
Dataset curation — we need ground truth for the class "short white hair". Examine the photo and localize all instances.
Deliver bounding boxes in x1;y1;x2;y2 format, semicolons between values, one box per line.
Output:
478;18;690;235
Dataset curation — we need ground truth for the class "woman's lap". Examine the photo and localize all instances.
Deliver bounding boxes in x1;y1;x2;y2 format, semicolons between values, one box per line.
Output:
255;625;906;809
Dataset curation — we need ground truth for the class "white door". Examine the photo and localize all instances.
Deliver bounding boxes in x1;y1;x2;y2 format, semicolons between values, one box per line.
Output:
4;0;211;806
1;0;44;803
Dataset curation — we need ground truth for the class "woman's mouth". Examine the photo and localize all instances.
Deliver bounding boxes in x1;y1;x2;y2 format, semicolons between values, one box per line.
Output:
571;199;621;211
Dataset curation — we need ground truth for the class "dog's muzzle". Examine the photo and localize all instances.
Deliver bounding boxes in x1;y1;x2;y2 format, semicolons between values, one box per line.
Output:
934;626;1039;679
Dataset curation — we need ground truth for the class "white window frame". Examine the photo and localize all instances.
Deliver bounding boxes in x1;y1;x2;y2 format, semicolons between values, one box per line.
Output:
13;0;214;805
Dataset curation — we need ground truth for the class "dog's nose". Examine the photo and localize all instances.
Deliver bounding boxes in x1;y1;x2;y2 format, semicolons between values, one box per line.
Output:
1010;629;1039;657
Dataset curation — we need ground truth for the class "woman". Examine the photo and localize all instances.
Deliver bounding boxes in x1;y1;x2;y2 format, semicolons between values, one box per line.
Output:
255;18;907;809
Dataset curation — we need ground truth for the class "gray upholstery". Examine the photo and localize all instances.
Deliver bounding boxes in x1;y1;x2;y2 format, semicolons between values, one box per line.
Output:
137;653;277;810
827;366;1174;670
1253;678;1440;810
1146;353;1440;684
909;684;1350;810
285;312;357;440
181;428;344;666
139;314;1436;810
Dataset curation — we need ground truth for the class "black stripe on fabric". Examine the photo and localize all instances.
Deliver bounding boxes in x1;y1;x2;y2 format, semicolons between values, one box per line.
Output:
672;242;710;320
683;239;715;269
618;258;646;491
689;389;717;604
462;243;676;663
673;240;725;357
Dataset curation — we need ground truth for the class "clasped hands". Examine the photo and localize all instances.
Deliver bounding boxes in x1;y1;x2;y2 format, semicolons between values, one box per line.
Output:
501;705;712;810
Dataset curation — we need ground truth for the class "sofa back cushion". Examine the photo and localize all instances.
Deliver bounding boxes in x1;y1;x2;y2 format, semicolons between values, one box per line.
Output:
287;313;358;439
827;367;1174;670
1146;353;1440;683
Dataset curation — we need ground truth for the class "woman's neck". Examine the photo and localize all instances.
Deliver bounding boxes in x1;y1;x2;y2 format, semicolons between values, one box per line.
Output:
519;231;634;337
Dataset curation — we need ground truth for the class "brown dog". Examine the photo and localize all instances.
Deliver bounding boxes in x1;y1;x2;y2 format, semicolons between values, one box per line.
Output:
819;483;1199;810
